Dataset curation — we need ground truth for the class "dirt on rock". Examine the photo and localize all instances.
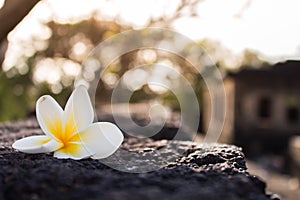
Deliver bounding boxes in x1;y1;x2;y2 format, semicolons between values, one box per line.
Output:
0;117;276;200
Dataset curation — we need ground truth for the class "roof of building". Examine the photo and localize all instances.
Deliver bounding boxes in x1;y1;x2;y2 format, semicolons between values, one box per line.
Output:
227;60;300;79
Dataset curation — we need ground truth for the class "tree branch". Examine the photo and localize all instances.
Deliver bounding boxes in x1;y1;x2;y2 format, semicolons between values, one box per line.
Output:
0;0;40;67
0;0;40;42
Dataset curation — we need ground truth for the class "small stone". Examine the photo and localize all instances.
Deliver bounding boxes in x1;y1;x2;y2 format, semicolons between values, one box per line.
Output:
270;194;281;200
143;148;153;152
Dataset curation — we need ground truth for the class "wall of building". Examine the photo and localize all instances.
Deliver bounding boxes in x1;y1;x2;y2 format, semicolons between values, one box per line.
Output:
203;78;235;144
235;77;300;136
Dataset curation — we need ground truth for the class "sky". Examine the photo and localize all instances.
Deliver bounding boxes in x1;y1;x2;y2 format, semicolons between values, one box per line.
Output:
2;0;300;63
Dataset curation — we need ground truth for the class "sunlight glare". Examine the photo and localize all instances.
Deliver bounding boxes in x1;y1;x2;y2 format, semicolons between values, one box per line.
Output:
122;68;148;91
0;0;5;9
47;0;96;24
72;42;87;57
3;0;300;71
62;60;81;77
34;58;67;84
0;0;4;9
148;83;168;94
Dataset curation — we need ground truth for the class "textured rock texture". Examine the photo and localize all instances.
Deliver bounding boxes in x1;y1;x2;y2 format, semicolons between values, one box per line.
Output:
0;118;276;200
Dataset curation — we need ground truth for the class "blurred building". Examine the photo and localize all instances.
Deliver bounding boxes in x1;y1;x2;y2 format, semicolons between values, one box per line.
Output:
204;60;300;154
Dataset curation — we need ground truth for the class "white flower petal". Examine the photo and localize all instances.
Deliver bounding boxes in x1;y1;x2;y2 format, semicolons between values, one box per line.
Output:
12;135;63;154
36;95;63;140
53;143;92;160
63;85;94;137
77;122;124;159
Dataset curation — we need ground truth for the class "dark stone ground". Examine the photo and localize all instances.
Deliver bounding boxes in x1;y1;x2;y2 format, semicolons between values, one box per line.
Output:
0;117;278;200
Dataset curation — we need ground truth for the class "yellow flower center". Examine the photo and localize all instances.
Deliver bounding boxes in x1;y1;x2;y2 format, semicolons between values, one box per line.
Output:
47;116;81;147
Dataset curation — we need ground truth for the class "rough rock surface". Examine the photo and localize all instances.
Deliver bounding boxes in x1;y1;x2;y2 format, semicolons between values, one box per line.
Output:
0;118;275;200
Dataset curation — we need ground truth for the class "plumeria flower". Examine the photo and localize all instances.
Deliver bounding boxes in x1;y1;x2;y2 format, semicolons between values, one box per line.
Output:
12;85;124;160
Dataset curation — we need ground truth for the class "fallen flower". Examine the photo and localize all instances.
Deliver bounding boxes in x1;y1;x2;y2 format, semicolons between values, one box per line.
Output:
12;85;124;160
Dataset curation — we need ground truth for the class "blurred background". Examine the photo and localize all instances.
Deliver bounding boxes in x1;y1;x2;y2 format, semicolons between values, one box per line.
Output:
0;0;300;199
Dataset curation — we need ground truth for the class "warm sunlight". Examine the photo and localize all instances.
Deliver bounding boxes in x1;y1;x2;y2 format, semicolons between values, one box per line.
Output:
1;2;300;199
6;0;300;64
